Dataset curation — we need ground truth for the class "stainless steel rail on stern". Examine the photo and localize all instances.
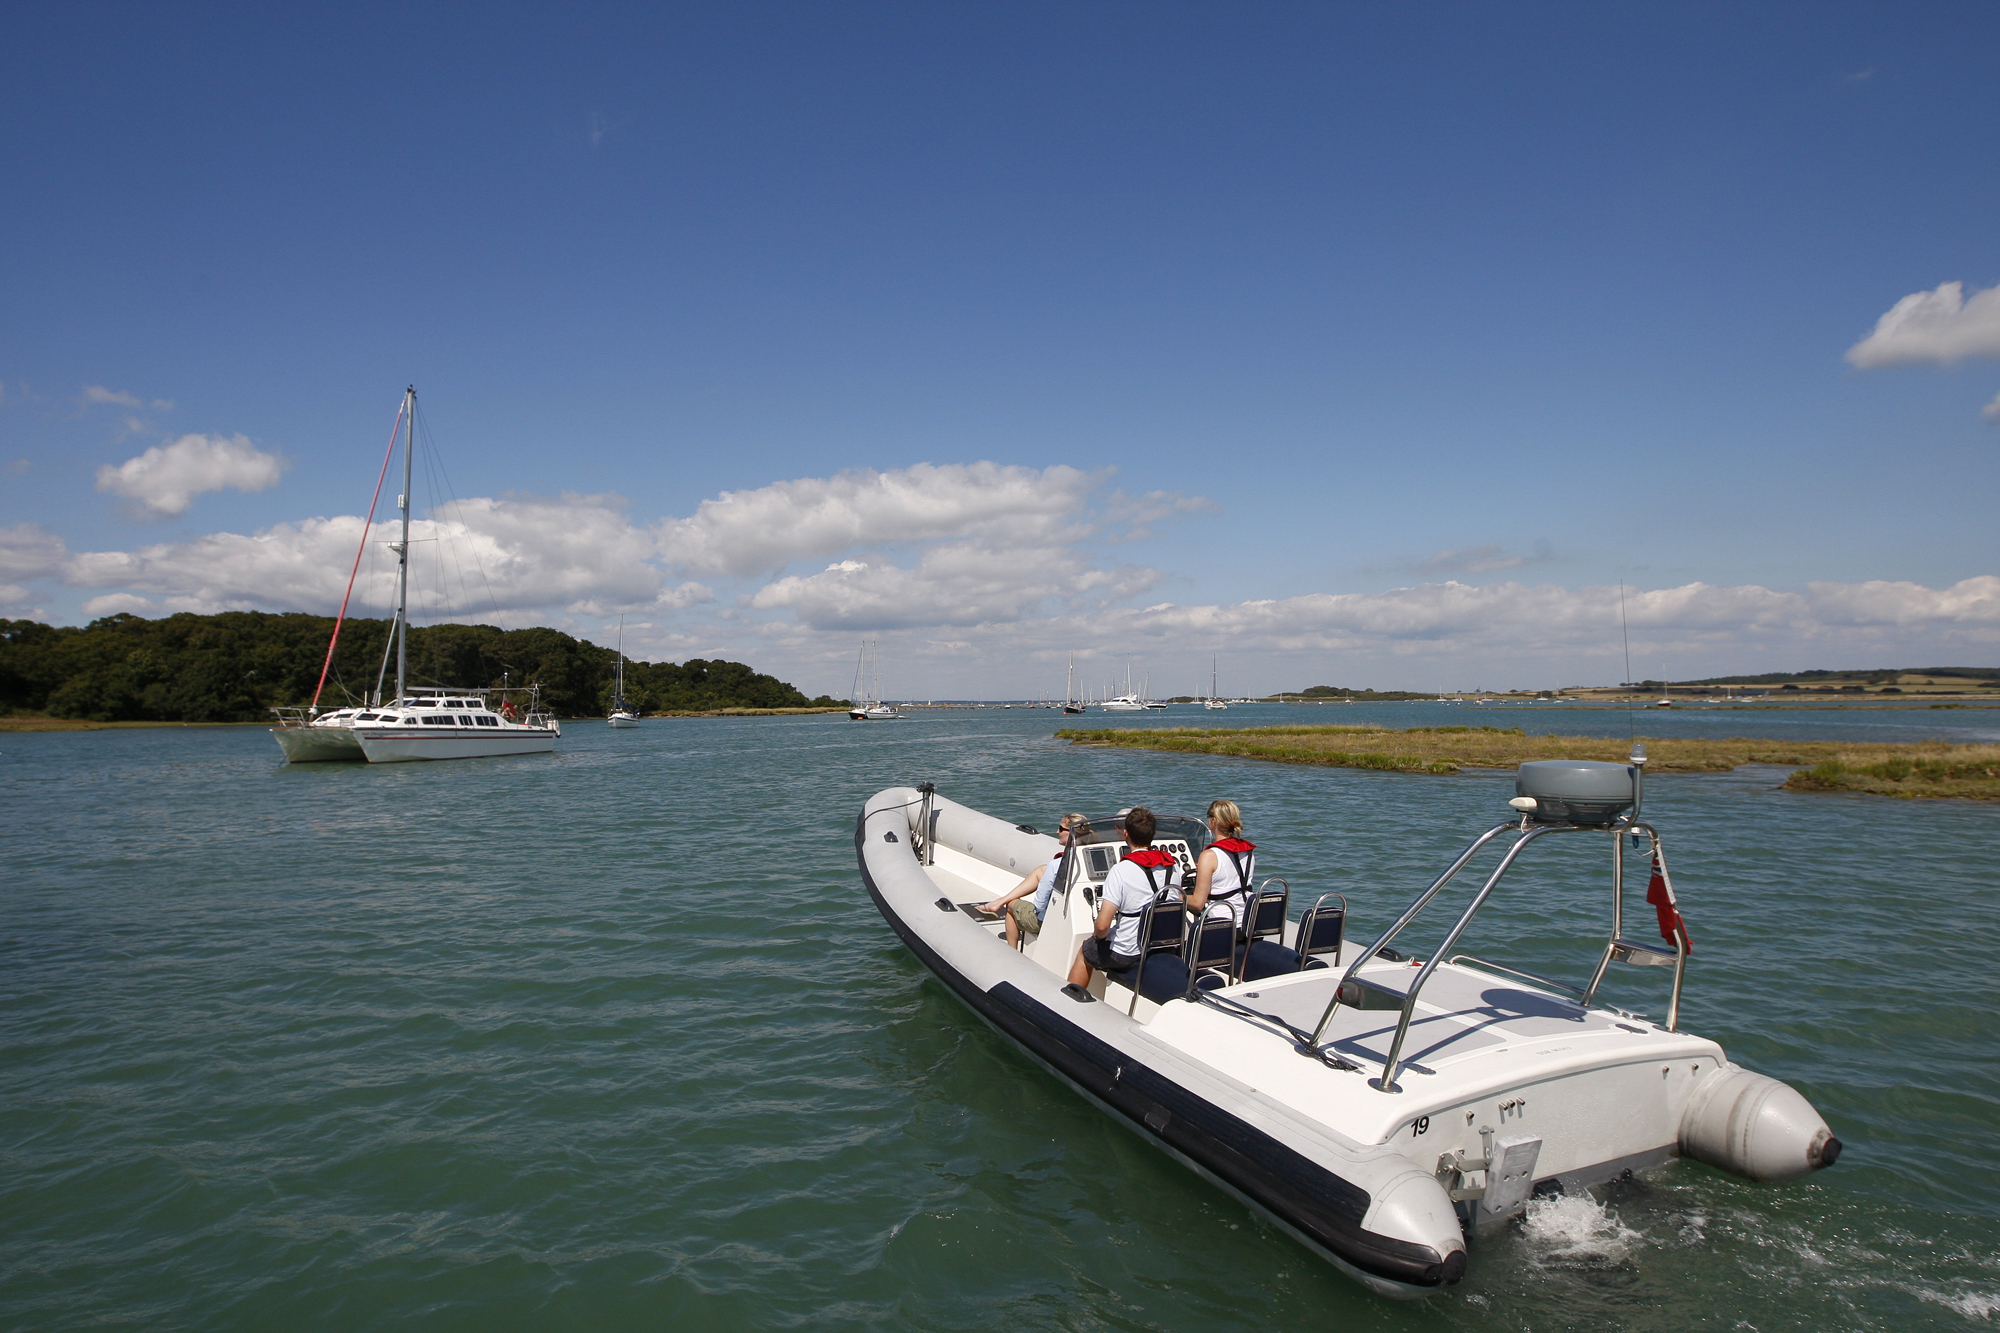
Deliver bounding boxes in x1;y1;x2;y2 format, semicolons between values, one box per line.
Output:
1303;811;1698;1091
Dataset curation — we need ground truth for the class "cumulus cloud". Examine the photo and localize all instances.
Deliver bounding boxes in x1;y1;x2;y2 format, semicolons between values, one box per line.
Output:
0;583;37;608
0;523;68;581
95;433;287;516
80;593;159;618
1846;282;2000;368
751;544;1162;629
657;462;1107;576
657;581;714;610
1984;391;2000;424
65;493;667;618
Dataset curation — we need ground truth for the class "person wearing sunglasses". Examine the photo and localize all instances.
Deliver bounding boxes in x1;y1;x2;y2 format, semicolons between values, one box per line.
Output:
979;813;1090;948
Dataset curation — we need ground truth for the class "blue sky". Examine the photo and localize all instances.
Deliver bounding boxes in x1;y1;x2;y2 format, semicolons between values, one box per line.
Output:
3;3;1996;697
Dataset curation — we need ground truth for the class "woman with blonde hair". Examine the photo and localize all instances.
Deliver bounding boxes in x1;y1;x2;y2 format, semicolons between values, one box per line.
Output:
980;813;1090;948
1186;798;1256;931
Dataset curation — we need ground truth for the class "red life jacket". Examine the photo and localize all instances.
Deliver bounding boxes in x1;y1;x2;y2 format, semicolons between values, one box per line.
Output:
1207;838;1257;905
1114;847;1179;918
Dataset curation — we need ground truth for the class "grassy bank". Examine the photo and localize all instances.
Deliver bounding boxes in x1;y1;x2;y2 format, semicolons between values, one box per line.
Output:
1054;725;2000;800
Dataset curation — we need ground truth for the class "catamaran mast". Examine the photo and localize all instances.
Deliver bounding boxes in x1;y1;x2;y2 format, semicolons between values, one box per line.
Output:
393;386;415;704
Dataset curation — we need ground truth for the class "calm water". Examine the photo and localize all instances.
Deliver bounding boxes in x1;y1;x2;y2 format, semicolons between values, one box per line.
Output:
3;707;1997;1330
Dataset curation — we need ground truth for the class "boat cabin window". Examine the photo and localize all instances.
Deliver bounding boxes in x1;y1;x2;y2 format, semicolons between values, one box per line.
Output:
354;713;379;722
402;718;418;725
422;716;453;726
411;699;435;708
475;716;499;727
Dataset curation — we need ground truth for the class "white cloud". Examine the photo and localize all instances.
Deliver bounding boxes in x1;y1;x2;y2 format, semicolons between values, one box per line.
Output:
656;581;714;610
1413;543;1550;576
65;493;667;618
656;462;1105;576
95;433;287;516
751;544;1162;629
1846;281;2000;369
1983;391;2000;424
0;523;68;581
79;385;171;411
0;583;37;608
80;593;158;618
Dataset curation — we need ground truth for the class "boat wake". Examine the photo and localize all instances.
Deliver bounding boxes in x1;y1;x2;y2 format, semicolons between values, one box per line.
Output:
1517;1193;1647;1268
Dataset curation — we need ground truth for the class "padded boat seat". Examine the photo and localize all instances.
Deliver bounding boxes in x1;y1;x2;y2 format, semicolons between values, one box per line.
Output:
1237;939;1331;981
1125;955;1225;1004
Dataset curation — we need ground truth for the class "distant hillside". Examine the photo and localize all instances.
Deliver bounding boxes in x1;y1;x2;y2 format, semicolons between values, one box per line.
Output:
1654;667;1999;687
0;613;843;721
1283;684;1438;702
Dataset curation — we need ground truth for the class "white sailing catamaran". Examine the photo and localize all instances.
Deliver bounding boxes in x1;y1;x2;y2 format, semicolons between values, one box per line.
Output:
270;387;560;763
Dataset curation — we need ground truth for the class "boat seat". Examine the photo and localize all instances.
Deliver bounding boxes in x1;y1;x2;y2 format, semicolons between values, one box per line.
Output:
1185;912;1237;999
1123;893;1190;1015
1234;880;1290;981
1236;891;1345;981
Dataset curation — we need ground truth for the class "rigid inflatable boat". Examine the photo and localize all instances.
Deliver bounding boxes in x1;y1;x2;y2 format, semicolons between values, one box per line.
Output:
854;753;1839;1297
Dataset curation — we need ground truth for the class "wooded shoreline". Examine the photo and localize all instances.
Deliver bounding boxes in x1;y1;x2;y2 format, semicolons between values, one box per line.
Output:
1056;725;2000;801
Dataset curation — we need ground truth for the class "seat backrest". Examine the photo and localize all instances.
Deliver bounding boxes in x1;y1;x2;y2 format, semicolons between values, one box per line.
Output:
1246;882;1289;942
1184;913;1236;996
1297;892;1348;967
1139;895;1187;956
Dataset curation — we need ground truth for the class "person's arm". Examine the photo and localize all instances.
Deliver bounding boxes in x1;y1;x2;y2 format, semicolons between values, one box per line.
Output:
1186;848;1217;912
980;863;1046;916
1092;868;1121;938
1093;893;1117;939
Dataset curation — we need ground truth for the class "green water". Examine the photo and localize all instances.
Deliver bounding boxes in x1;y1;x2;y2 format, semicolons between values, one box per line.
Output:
3;710;1996;1329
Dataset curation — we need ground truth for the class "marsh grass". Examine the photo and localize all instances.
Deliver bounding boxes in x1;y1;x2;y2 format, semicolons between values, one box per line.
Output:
1055;726;2000;800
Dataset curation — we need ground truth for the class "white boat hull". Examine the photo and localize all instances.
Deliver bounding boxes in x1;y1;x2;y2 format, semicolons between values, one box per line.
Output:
856;785;1838;1297
271;725;364;762
608;713;640;728
355;726;558;762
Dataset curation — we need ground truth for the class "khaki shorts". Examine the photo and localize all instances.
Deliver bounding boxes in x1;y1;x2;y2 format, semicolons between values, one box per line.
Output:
1011;899;1041;935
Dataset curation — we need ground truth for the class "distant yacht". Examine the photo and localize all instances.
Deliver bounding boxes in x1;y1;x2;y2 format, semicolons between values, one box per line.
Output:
1099;661;1148;712
608;615;639;727
272;386;559;763
1203;657;1228;710
848;640;903;720
1063;653;1087;714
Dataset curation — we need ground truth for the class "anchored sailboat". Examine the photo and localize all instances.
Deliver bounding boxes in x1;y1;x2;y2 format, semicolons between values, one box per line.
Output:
1204;657;1229;710
608;615;639;727
271;387;560;763
848;640;902;720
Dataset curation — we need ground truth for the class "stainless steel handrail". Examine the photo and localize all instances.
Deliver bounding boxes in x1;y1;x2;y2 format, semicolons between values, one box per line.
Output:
1308;821;1515;1048
1371;823;1580;1091
1446;953;1587;998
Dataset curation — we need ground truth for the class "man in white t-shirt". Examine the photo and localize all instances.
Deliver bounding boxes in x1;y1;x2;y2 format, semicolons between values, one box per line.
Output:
1068;806;1183;988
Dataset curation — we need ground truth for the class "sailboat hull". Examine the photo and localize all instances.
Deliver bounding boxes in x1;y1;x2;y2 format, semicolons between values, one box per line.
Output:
354;727;559;762
271;726;365;762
